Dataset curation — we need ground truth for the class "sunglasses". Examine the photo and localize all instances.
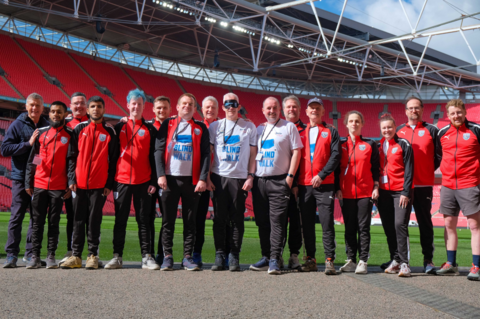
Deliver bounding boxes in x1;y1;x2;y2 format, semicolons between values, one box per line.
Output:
224;99;239;109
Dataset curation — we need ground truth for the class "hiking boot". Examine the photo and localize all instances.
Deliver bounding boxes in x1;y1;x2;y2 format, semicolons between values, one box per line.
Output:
250;256;269;271
437;262;460;276
182;256;200;271
380;260;393;270
467;264;480;281
61;256;82;269
268;259;281;275
385;260;400;274
142;254;160;270
301;257;317;272
105;254;123;269
58;251;72;266
211;253;225;271
161;256;174;271
192;252;203;268
155;254;164;266
229;253;240;272
3;256;17;268
85;255;99;270
424;261;436;275
46;253;58;269
355;260;368;274
339;259;357;272
288;254;301;270
325;258;337;275
398;263;411;277
26;255;41;269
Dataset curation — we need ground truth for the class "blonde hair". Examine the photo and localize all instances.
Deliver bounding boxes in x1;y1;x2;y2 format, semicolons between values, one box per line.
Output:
445;99;465;112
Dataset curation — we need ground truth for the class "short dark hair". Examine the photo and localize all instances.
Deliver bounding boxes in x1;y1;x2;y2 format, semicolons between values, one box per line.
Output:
71;92;87;100
87;96;105;107
50;101;68;112
405;96;423;109
154;96;171;105
177;93;196;105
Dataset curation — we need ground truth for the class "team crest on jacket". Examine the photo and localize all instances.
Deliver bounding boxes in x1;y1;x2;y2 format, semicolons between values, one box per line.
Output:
418;130;425;137
392;147;398;154
359;145;366;151
321;132;328;138
139;129;145;137
194;128;200;135
464;133;470;140
99;134;106;142
61;136;68;144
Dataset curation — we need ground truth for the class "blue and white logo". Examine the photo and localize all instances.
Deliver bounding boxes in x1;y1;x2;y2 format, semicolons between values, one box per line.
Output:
138;129;145;137
99;134;106;142
392;147;398;154
359;145;366;151
464;133;470;140
418;130;425;137
61;136;68;144
225;135;240;145
194;128;201;135
262;139;275;149
176;135;192;143
321;132;328;138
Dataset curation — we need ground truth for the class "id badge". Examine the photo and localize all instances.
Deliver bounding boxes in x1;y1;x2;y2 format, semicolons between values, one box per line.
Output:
344;165;349;175
381;175;388;184
32;155;42;165
219;151;227;161
255;153;263;161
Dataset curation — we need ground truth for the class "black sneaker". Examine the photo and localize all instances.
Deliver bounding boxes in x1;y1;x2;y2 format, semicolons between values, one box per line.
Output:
229;253;240;272
26;255;41;269
380;260;393;270
211;253;225;271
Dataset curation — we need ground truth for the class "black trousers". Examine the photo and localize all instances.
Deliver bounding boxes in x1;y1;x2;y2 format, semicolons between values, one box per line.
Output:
72;188;106;257
283;194;302;256
342;197;372;263
65;197;89;252
31;188;64;256
150;190;163;255
413;187;434;262
113;182;152;257
252;175;290;260
194;189;211;254
160;175;201;257
298;184;336;260
377;189;413;264
211;173;247;255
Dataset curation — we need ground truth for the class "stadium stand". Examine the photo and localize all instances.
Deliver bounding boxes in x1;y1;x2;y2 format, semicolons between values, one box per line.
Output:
233;90;282;125
179;80;229;106
0;77;21;99
336;101;384;138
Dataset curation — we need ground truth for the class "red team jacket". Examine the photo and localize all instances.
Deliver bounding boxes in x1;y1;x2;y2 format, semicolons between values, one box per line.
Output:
25;125;73;191
68;120;117;190
66;115;89;129
378;135;413;196
297;122;340;186
396;121;439;187
437;119;480;190
335;135;380;199
148;118;161;131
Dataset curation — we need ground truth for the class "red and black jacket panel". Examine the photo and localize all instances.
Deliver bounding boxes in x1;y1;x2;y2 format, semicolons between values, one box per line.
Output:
154;117;210;185
378;135;414;196
396;121;439;187
295;119;307;134
297;122;340;186
114;118;157;186
203;118;217;129
437;119;480;190
68;120;118;190
147;118;161;131
25;125;73;191
66;115;89;129
334;135;380;199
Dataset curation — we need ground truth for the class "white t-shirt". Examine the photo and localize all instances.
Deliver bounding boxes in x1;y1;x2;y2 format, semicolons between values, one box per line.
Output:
255;118;303;177
209;118;257;179
383;140;389;155
309;126;319;161
166;119;192;176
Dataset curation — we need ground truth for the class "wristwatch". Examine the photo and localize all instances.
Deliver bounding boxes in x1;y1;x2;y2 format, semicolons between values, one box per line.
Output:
287;174;294;178
248;173;255;178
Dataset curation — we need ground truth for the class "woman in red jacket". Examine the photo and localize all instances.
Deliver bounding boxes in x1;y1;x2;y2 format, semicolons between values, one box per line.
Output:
377;113;414;277
335;111;379;274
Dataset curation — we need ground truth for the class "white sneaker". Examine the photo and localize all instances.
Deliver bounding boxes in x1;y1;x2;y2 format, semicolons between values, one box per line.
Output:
355;260;368;274
398;263;411;277
288;254;301;269
385;260;400;274
142;254;160;270
339;259;357;272
104;254;123;269
58;251;72;266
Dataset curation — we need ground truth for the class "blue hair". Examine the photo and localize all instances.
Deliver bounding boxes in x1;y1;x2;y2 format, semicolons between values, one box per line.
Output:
127;88;146;104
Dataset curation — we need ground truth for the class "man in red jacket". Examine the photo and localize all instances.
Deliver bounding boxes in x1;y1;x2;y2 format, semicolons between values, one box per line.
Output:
104;89;158;270
25;101;73;269
437;99;480;280
62;96;118;270
155;93;210;271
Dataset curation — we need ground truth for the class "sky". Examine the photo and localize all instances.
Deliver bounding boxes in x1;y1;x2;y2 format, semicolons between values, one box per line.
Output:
313;0;480;73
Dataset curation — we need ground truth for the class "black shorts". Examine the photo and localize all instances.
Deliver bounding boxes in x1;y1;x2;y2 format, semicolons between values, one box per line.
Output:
440;184;480;217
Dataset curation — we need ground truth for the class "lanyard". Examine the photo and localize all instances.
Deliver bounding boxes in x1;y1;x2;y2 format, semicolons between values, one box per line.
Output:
173;118;190;141
125;121;143;148
347;138;357;165
42;127;63;150
259;119;280;151
223;119;239;144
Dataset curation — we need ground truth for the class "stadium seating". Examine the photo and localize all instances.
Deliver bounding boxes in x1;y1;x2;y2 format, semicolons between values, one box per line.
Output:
0;77;21;99
232;90;282;126
336;101;384;138
179;80;229;106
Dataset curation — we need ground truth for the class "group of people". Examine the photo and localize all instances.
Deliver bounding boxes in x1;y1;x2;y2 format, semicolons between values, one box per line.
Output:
1;89;479;281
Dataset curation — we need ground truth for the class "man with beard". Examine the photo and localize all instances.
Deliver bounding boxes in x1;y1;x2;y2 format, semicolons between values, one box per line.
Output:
25;101;73;269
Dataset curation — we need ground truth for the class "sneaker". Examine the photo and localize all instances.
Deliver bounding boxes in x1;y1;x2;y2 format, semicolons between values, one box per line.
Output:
355;260;368;274
142;254;160;270
61;256;82;269
58;251;72;266
325;258;337;275
437;262;460;276
268;259;281;275
85;255;99;270
3;256;18;268
250;256;269;271
192;252;203;268
26;255;41;269
46;253;58;269
23;256;46;267
385;260;400;274
182;256;200;271
467;264;480;281
398;263;411;277
288;254;301;270
278;256;284;269
228;253;240;272
380;260;393;270
105;254;123;269
424;261;436;275
155;254;164;266
161;256;174;271
300;257;317;272
339;259;357;272
211;253;225;271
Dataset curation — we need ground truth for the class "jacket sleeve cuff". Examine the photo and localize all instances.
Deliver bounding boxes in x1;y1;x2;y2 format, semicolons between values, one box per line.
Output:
318;171;327;180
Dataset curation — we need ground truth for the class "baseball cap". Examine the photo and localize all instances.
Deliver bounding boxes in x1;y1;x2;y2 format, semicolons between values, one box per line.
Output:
307;97;323;106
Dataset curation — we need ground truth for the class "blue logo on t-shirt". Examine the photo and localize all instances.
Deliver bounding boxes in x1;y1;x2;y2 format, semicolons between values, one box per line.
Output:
225;135;240;145
259;139;275;168
262;139;275;149
173;135;192;161
221;135;241;162
310;143;315;160
176;135;192;143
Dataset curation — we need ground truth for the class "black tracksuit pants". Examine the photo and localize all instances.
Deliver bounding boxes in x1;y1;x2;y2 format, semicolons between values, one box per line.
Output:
283;194;302;256
150;190;163;256
298;184;336;260
113;182;152;257
342;197;373;263
252;175;290;260
377;189;413;264
65;197;89;252
31;188;64;257
413;187;435;262
211;173;247;255
160;175;200;257
194;189;211;254
72;188;106;257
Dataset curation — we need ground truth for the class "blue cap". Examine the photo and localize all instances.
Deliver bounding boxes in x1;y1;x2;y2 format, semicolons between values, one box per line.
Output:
307;97;323;106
